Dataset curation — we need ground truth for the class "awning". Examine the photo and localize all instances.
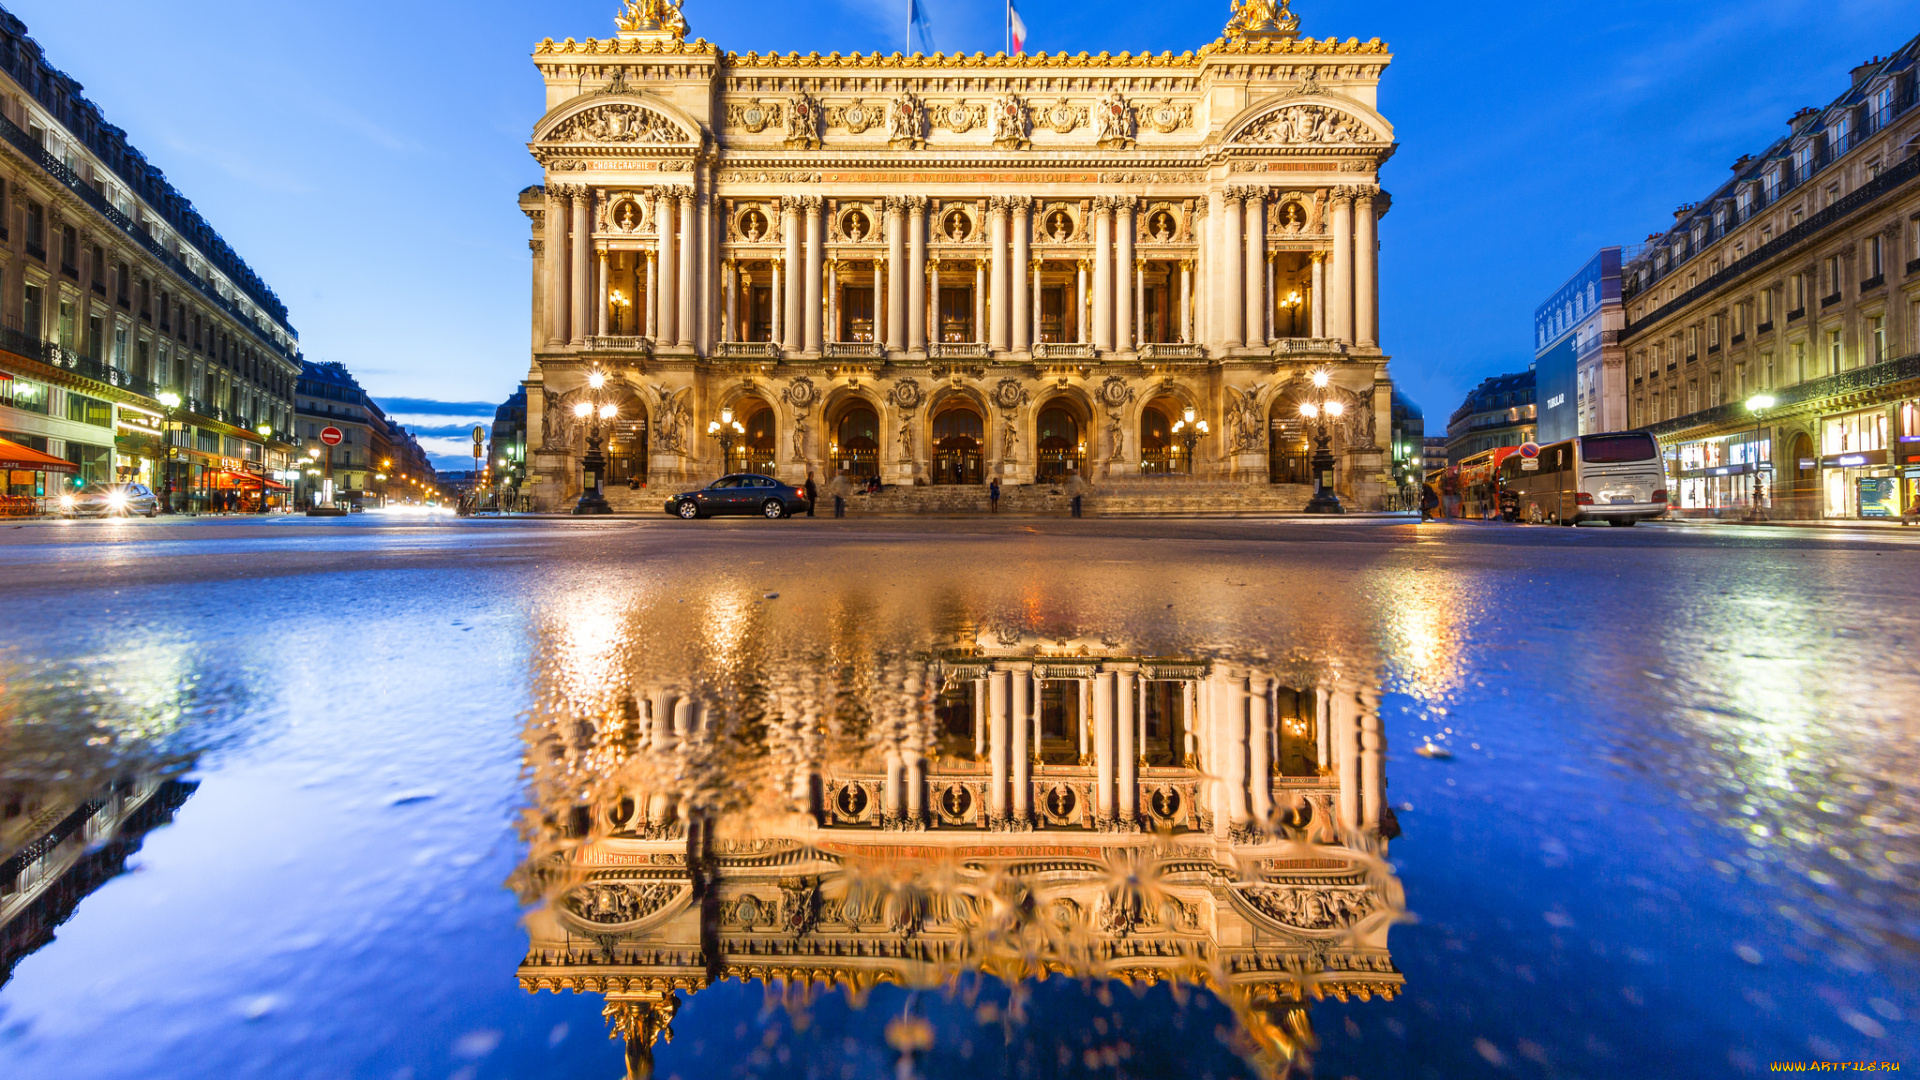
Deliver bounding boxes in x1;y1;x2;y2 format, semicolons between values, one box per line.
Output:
219;470;289;490
0;437;78;473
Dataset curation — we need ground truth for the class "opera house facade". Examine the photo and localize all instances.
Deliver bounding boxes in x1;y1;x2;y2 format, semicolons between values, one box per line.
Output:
518;0;1399;511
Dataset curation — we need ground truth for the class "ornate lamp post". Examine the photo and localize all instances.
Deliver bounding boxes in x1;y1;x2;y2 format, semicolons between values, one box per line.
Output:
572;370;618;515
1743;393;1776;523
707;406;744;474
156;391;182;513
1170;406;1210;476
1298;367;1347;514
1278;289;1304;338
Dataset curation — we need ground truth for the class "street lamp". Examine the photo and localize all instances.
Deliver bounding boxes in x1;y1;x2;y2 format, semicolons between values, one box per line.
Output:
156;391;182;514
1744;393;1776;522
1278;290;1304;337
707;406;744;474
1298;367;1347;514
1170;406;1211;476
571;371;618;515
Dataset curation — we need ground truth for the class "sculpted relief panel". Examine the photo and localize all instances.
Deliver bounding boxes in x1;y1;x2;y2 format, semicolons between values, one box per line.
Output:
546;104;691;145
1234;102;1381;146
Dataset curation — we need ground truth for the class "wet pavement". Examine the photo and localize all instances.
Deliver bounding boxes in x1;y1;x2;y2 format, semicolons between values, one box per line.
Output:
0;514;1915;1079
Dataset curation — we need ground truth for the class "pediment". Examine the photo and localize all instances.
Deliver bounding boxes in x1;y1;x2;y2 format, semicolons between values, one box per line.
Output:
533;96;700;147
1226;95;1389;147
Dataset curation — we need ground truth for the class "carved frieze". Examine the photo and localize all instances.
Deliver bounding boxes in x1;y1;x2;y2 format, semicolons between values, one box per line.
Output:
564;881;686;926
726;99;780;133
1234;102;1382;145
545;104;690;145
1140;98;1193;134
1242;882;1378;931
1043;98;1086;135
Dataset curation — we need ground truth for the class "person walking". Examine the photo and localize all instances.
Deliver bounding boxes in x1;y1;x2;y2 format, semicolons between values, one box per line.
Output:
989;476;1001;514
1419;481;1439;523
804;471;818;518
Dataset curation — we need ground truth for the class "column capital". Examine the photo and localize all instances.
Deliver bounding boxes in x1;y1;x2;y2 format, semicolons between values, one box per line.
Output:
1011;194;1035;211
1309;249;1327;263
907;194;929;214
799;194;825;213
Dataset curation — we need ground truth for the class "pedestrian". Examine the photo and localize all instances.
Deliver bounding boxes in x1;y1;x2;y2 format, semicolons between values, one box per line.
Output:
989;477;1000;514
804;471;817;518
1419;482;1439;522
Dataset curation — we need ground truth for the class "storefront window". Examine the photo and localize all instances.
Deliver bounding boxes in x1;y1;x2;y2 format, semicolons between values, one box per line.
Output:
1;376;48;414
1823;411;1887;456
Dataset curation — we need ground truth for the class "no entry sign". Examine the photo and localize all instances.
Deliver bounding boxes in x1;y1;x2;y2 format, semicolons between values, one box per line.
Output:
319;426;344;446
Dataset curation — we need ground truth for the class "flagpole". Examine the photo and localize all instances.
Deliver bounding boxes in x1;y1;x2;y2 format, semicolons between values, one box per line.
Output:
1006;0;1011;54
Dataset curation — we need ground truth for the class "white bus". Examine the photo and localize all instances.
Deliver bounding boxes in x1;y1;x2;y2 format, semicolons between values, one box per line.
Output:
1499;431;1667;526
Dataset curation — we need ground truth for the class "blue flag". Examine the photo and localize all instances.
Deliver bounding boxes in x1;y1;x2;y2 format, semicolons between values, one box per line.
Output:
909;0;936;54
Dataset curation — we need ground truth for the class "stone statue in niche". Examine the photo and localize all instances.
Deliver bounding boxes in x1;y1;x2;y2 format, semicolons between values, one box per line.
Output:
897;417;915;463
785;91;822;149
991;94;1030;149
1095;92;1133;148
1150;211;1175;242
741;209;767;241
945;212;971;242
1048;211;1072;242
1278;201;1306;232
844;210;869;242
1105;411;1124;462
887;92;925;147
618;202;639;229
1001;419;1018;462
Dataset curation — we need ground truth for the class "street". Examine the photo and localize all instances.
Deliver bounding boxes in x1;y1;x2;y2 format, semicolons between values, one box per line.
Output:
0;517;1915;1079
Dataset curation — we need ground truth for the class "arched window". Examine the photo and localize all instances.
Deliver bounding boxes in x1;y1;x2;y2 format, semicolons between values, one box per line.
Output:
1139;401;1176;475
834;406;880;478
736;403;775;474
1035;405;1083;481
932;404;984;485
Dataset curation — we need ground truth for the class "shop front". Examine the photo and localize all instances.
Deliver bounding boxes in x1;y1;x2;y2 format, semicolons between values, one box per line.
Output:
1820;407;1893;518
0;435;79;515
1673;431;1772;517
1899;401;1920;515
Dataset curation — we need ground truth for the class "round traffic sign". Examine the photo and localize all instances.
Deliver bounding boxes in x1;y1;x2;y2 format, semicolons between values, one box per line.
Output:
1518;441;1541;459
319;426;344;446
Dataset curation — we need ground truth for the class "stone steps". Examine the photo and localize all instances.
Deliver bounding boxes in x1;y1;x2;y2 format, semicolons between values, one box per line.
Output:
580;481;1314;516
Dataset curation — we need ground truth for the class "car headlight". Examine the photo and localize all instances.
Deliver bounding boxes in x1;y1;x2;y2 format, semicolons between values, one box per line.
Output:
107;492;128;509
59;494;75;507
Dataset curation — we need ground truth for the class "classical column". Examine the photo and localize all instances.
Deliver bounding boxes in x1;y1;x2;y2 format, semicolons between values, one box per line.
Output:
1011;198;1032;352
988;198;1010;352
906;748;927;825
1244;190;1267;347
1225;674;1250;829
770;259;784;345
884;749;904;824
1310;251;1326;339
906;196;928;352
1204;678;1229;839
1180;260;1193;344
873;258;884;346
721;258;736;343
1078;680;1092;761
1115;665;1137;825
1329;190;1354;343
1076;260;1090;345
676;191;696;348
1092;672;1115;823
1030;260;1043;348
886;198;906;352
1135;260;1147;347
655;190;677;346
803;196;824;353
973;679;987;759
988;669;1011;822
1264;255;1276;343
930;261;942;344
570;191;592;346
1354;187;1378;347
1315;685;1331;772
825;260;839;345
1092;200;1114;352
1221;190;1244;349
1031;673;1044;761
595;250;611;338
1332;681;1359;834
1010;664;1032;823
1360;686;1385;831
1113;197;1135;352
973;260;986;344
1248;675;1273;826
644;252;657;340
545;188;568;345
781;198;803;351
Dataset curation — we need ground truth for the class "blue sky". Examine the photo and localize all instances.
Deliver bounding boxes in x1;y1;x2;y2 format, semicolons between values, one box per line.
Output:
15;0;1914;463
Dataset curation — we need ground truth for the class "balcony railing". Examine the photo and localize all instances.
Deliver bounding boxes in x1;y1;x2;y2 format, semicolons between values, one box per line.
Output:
582;336;651;354
0;324;161;397
823;341;883;359
1030;341;1095;360
1137;342;1203;360
1271;337;1350;358
1646;351;1920;438
715;340;780;359
928;341;991;359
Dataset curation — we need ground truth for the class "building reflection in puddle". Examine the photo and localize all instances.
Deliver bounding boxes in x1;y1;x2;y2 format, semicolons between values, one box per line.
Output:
516;594;1405;1079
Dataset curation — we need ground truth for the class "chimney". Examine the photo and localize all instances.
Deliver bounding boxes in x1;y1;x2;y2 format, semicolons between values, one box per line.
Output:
1852;57;1884;87
1672;202;1697;221
1789;106;1818;132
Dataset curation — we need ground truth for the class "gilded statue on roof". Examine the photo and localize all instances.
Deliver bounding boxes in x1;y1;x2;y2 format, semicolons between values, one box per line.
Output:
1225;0;1301;42
615;0;689;42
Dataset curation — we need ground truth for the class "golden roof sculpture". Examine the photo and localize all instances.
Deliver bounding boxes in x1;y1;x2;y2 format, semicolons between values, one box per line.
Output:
1225;0;1304;42
614;0;688;43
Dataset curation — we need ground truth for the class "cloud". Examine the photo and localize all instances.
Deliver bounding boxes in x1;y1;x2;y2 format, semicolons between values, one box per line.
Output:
401;423;494;439
379;397;502;416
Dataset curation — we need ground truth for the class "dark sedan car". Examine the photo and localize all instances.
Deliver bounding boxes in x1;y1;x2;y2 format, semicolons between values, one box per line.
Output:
665;474;810;519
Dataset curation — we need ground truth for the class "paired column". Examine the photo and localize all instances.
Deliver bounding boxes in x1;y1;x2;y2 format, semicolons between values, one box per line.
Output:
1092;673;1116;823
906;197;928;352
1076;261;1090;344
1332;680;1360;835
1224;673;1250;829
1092;201;1114;351
803;196;824;353
872;259;884;346
596;250;610;337
770;259;784;344
886;198;907;353
988;199;1011;351
1180;260;1193;344
781;198;803;351
1221;192;1244;349
569;191;592;346
656;189;678;346
1329;190;1354;343
676;191;696;348
987;670;1011;822
1248;675;1274;826
973;261;986;344
1243;190;1267;348
644;253;657;339
1114;198;1135;352
545;188;569;345
1114;665;1138;824
1009;664;1032;823
1354;188;1378;347
1310;252;1326;339
1011;198;1032;352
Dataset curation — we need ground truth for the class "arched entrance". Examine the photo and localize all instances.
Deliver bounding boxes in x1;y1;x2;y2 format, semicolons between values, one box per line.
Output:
606;394;648;487
930;402;984;485
1034;403;1085;482
1139;398;1179;475
730;399;776;475
1788;431;1816;519
832;403;881;479
1268;395;1311;484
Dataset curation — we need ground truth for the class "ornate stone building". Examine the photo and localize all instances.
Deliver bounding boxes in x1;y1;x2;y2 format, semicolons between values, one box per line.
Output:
519;0;1398;511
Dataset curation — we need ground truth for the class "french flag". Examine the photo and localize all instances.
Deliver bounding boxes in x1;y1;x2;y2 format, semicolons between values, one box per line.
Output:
1008;0;1027;53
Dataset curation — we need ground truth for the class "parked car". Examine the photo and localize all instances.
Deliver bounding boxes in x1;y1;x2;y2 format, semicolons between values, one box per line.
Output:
60;482;160;518
665;474;810;519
